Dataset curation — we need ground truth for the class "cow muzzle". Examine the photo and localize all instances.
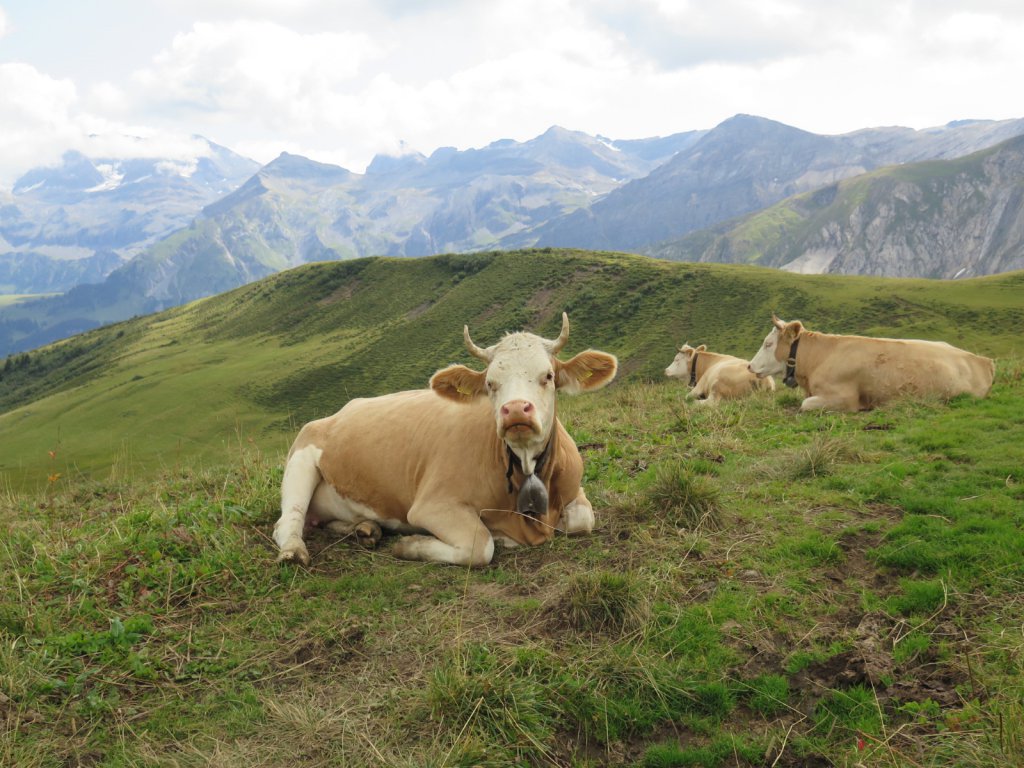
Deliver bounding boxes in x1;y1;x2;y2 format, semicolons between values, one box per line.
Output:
500;400;539;436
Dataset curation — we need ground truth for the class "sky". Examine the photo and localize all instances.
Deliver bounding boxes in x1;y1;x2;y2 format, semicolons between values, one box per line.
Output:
1;0;1023;190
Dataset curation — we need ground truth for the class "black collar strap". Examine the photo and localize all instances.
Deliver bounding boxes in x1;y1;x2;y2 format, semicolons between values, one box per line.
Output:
688;352;700;387
505;438;552;493
783;337;800;388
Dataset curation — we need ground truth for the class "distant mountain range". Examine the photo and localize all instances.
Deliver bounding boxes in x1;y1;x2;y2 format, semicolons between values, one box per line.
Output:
0;138;259;293
2;115;1024;357
648;133;1024;278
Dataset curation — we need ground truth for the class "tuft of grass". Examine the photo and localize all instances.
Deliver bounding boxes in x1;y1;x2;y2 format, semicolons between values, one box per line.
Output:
639;736;764;768
641;462;722;530
886;578;948;617
426;644;557;764
745;673;791;717
786;434;857;480
561;571;647;635
813;685;883;739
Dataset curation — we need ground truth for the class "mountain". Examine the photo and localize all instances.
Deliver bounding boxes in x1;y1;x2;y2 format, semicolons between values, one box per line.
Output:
529;115;1024;252
0;139;260;293
4;116;1024;358
648;134;1024;279
1;248;1020;485
0;127;700;356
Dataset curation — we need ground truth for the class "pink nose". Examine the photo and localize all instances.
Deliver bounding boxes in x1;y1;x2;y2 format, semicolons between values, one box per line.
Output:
501;400;535;429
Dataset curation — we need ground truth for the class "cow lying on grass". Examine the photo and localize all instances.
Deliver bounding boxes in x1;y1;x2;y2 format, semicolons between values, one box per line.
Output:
748;315;995;412
274;313;618;567
665;343;775;405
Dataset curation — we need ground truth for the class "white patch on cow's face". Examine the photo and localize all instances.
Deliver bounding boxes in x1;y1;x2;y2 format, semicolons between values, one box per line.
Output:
748;327;785;377
484;333;557;457
665;346;695;380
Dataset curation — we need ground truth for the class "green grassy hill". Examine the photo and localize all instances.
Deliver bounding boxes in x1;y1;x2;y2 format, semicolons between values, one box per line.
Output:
1;248;1022;488
2;248;1024;766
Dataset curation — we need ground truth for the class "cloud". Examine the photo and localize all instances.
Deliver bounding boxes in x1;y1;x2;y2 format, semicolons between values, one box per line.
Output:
3;0;1024;189
0;63;81;183
0;7;8;38
132;20;382;120
0;62;221;188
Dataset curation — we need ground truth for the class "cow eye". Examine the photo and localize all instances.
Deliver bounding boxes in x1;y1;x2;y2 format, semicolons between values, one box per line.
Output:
486;379;497;392
542;371;554;385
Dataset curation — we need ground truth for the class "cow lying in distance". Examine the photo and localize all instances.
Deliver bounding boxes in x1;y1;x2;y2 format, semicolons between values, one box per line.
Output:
748;315;995;412
665;343;775;405
274;313;618;567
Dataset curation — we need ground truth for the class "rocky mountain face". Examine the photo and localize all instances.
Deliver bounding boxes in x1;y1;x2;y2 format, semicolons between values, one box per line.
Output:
0;140;260;293
532;114;1024;252
651;134;1024;279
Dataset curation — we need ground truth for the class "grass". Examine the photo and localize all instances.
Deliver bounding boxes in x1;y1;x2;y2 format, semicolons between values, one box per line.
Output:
2;357;1023;766
1;251;1024;765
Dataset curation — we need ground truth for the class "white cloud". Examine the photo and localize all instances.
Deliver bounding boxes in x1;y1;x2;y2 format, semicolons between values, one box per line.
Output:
133;20;381;118
2;0;1024;188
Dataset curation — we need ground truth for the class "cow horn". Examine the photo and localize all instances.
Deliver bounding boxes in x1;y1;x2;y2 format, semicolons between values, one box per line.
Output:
463;325;491;362
546;312;570;354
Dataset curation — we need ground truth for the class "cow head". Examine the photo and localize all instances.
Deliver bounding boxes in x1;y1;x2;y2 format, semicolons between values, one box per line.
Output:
431;312;617;473
665;343;706;381
748;315;804;378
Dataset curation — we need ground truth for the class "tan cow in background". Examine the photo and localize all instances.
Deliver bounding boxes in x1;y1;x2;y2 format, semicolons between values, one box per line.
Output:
665;343;775;405
274;313;618;567
748;315;995;412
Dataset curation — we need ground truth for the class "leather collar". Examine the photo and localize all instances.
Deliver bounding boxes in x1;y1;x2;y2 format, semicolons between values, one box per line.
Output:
783;337;800;388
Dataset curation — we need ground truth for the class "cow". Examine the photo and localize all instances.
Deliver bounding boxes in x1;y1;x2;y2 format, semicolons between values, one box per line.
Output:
747;315;995;412
273;313;618;567
665;343;775;405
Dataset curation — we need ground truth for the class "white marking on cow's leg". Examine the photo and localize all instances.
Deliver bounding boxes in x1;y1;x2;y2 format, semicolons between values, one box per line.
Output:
274;445;323;566
393;503;495;566
561;488;595;535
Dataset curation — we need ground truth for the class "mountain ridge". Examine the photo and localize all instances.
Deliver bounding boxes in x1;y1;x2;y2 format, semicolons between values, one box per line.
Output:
3;115;1024;357
648;133;1024;278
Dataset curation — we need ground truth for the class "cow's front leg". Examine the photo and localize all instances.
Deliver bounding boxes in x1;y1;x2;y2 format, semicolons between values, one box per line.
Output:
393;502;494;566
274;446;323;566
561;487;595;535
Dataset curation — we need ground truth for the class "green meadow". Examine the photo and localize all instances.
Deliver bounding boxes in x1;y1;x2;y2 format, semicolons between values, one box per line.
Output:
2;249;1023;766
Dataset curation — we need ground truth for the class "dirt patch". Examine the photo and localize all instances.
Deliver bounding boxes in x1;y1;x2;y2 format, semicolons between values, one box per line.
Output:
277;623;366;676
317;279;361;306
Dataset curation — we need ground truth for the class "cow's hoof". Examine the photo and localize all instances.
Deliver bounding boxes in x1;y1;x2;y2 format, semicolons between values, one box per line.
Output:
355;521;382;549
277;545;310;566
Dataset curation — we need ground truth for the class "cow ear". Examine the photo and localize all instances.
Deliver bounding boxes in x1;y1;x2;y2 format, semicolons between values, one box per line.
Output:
556;350;618;394
697;344;707;352
781;321;804;341
430;364;486;402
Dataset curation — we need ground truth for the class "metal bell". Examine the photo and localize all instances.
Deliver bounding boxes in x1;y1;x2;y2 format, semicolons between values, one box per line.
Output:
517;473;549;517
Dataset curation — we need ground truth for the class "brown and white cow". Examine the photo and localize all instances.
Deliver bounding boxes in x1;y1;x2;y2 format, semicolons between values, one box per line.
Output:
273;313;618;567
747;315;995;412
665;343;775;405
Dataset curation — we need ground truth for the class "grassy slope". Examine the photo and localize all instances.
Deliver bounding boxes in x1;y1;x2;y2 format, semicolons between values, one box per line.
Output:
2;249;1024;766
1;248;1022;489
2;367;1022;767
